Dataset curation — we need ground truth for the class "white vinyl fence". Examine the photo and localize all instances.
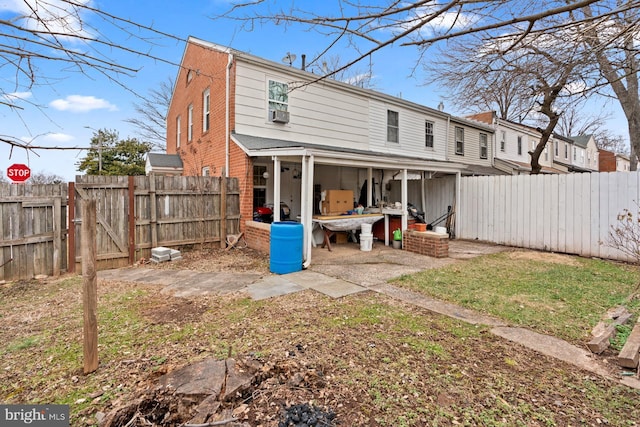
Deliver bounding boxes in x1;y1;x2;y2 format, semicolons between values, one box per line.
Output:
458;171;640;262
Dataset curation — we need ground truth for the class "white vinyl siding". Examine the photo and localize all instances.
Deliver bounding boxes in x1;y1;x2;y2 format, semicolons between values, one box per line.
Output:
234;63;370;149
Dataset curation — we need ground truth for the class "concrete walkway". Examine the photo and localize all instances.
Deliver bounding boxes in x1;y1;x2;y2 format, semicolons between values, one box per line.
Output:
97;239;640;390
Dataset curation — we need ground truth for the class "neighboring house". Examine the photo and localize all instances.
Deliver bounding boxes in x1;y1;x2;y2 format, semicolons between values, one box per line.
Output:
468;111;561;175
145;153;183;176
164;36;495;263
599;149;633;171
569;135;599;172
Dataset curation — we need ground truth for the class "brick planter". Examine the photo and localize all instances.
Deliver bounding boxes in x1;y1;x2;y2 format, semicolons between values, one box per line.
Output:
403;230;449;258
245;220;271;254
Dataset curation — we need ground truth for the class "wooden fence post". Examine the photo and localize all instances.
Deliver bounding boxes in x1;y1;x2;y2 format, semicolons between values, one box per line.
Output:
128;176;135;265
68;182;76;274
53;196;62;277
149;175;158;248
220;177;227;249
82;199;98;374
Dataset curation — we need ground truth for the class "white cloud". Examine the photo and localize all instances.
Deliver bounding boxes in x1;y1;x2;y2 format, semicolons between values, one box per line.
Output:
2;91;32;102
0;0;93;41
43;132;75;143
50;95;118;112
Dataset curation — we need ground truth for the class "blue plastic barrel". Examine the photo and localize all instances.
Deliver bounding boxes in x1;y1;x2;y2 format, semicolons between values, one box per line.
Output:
270;222;304;274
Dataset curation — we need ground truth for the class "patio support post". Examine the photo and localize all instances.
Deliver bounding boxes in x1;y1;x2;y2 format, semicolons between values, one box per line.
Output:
367;168;373;207
401;168;408;233
456;170;461;237
301;156;308;256
273;156;281;223
303;155;315;268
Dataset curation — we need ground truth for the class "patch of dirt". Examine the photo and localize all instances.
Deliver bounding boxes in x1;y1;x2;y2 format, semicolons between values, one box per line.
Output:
140;299;210;325
141;245;270;274
508;250;580;266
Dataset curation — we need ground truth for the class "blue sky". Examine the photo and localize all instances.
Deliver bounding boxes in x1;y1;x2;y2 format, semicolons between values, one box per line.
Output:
0;0;628;182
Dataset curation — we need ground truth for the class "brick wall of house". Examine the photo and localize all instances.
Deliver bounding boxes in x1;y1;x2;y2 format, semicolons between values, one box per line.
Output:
403;231;449;258
598;149;616;172
245;220;271;254
167;41;253;232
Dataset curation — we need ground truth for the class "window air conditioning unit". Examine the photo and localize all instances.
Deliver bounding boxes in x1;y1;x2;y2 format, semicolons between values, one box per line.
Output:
270;109;290;123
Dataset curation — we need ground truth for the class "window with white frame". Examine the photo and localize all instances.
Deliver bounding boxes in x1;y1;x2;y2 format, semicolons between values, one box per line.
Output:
202;166;210;176
480;133;488;159
387;110;399;143
455;126;464;155
517;136;522;155
564;143;568;159
268;80;288;113
581;151;584;164
202;88;210;133
544;145;548;161
187;104;193;142
588;151;591;165
573;147;577;161
176;115;181;148
555;140;558;157
500;130;506;152
425;120;434;148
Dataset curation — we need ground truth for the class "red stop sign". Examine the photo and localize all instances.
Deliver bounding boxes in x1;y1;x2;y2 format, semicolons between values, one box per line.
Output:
7;163;31;183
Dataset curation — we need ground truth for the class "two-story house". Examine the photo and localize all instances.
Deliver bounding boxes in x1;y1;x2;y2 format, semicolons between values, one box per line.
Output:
468;111;561;174
569;135;599;171
160;36;494;262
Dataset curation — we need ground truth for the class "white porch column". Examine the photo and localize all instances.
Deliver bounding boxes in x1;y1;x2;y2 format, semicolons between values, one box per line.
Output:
303;155;314;268
421;171;427;214
300;156;308;254
273;156;281;223
367;168;373;207
401;168;408;232
455;170;461;238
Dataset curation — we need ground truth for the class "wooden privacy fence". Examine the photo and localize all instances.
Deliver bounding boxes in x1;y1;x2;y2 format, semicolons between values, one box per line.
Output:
0;175;240;281
70;175;240;272
0;183;68;281
458;171;640;261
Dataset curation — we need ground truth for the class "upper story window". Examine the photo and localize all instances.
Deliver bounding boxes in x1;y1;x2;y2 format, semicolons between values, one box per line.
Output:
573;147;577;161
479;133;488;159
202;166;210;176
203;88;210;133
425;121;434;148
187;104;193;142
555;140;559;156
500;130;506;152
176;115;181;148
387;110;399;143
517;136;522;155
268;80;288;113
187;69;195;85
564;143;568;159
455;126;464;155
544;145;548;161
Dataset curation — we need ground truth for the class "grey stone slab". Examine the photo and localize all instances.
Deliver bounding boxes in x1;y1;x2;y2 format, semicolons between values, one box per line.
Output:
158;358;225;396
284;270;342;288
246;276;306;300
309;279;367;298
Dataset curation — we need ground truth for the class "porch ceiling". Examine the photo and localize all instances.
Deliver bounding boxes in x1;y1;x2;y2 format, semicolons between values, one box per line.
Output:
231;132;468;174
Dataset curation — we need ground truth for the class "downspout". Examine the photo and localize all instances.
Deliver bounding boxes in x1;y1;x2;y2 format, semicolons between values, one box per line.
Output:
303;154;315;269
225;52;233;177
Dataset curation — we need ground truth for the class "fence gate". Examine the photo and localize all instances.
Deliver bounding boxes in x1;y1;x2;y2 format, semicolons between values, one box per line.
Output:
0;183;68;281
70;176;135;272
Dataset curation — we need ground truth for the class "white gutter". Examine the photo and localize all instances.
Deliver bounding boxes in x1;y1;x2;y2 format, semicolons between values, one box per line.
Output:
225;52;233;177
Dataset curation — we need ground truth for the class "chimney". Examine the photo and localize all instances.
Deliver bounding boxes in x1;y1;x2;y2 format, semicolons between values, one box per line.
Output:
301;54;306;71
